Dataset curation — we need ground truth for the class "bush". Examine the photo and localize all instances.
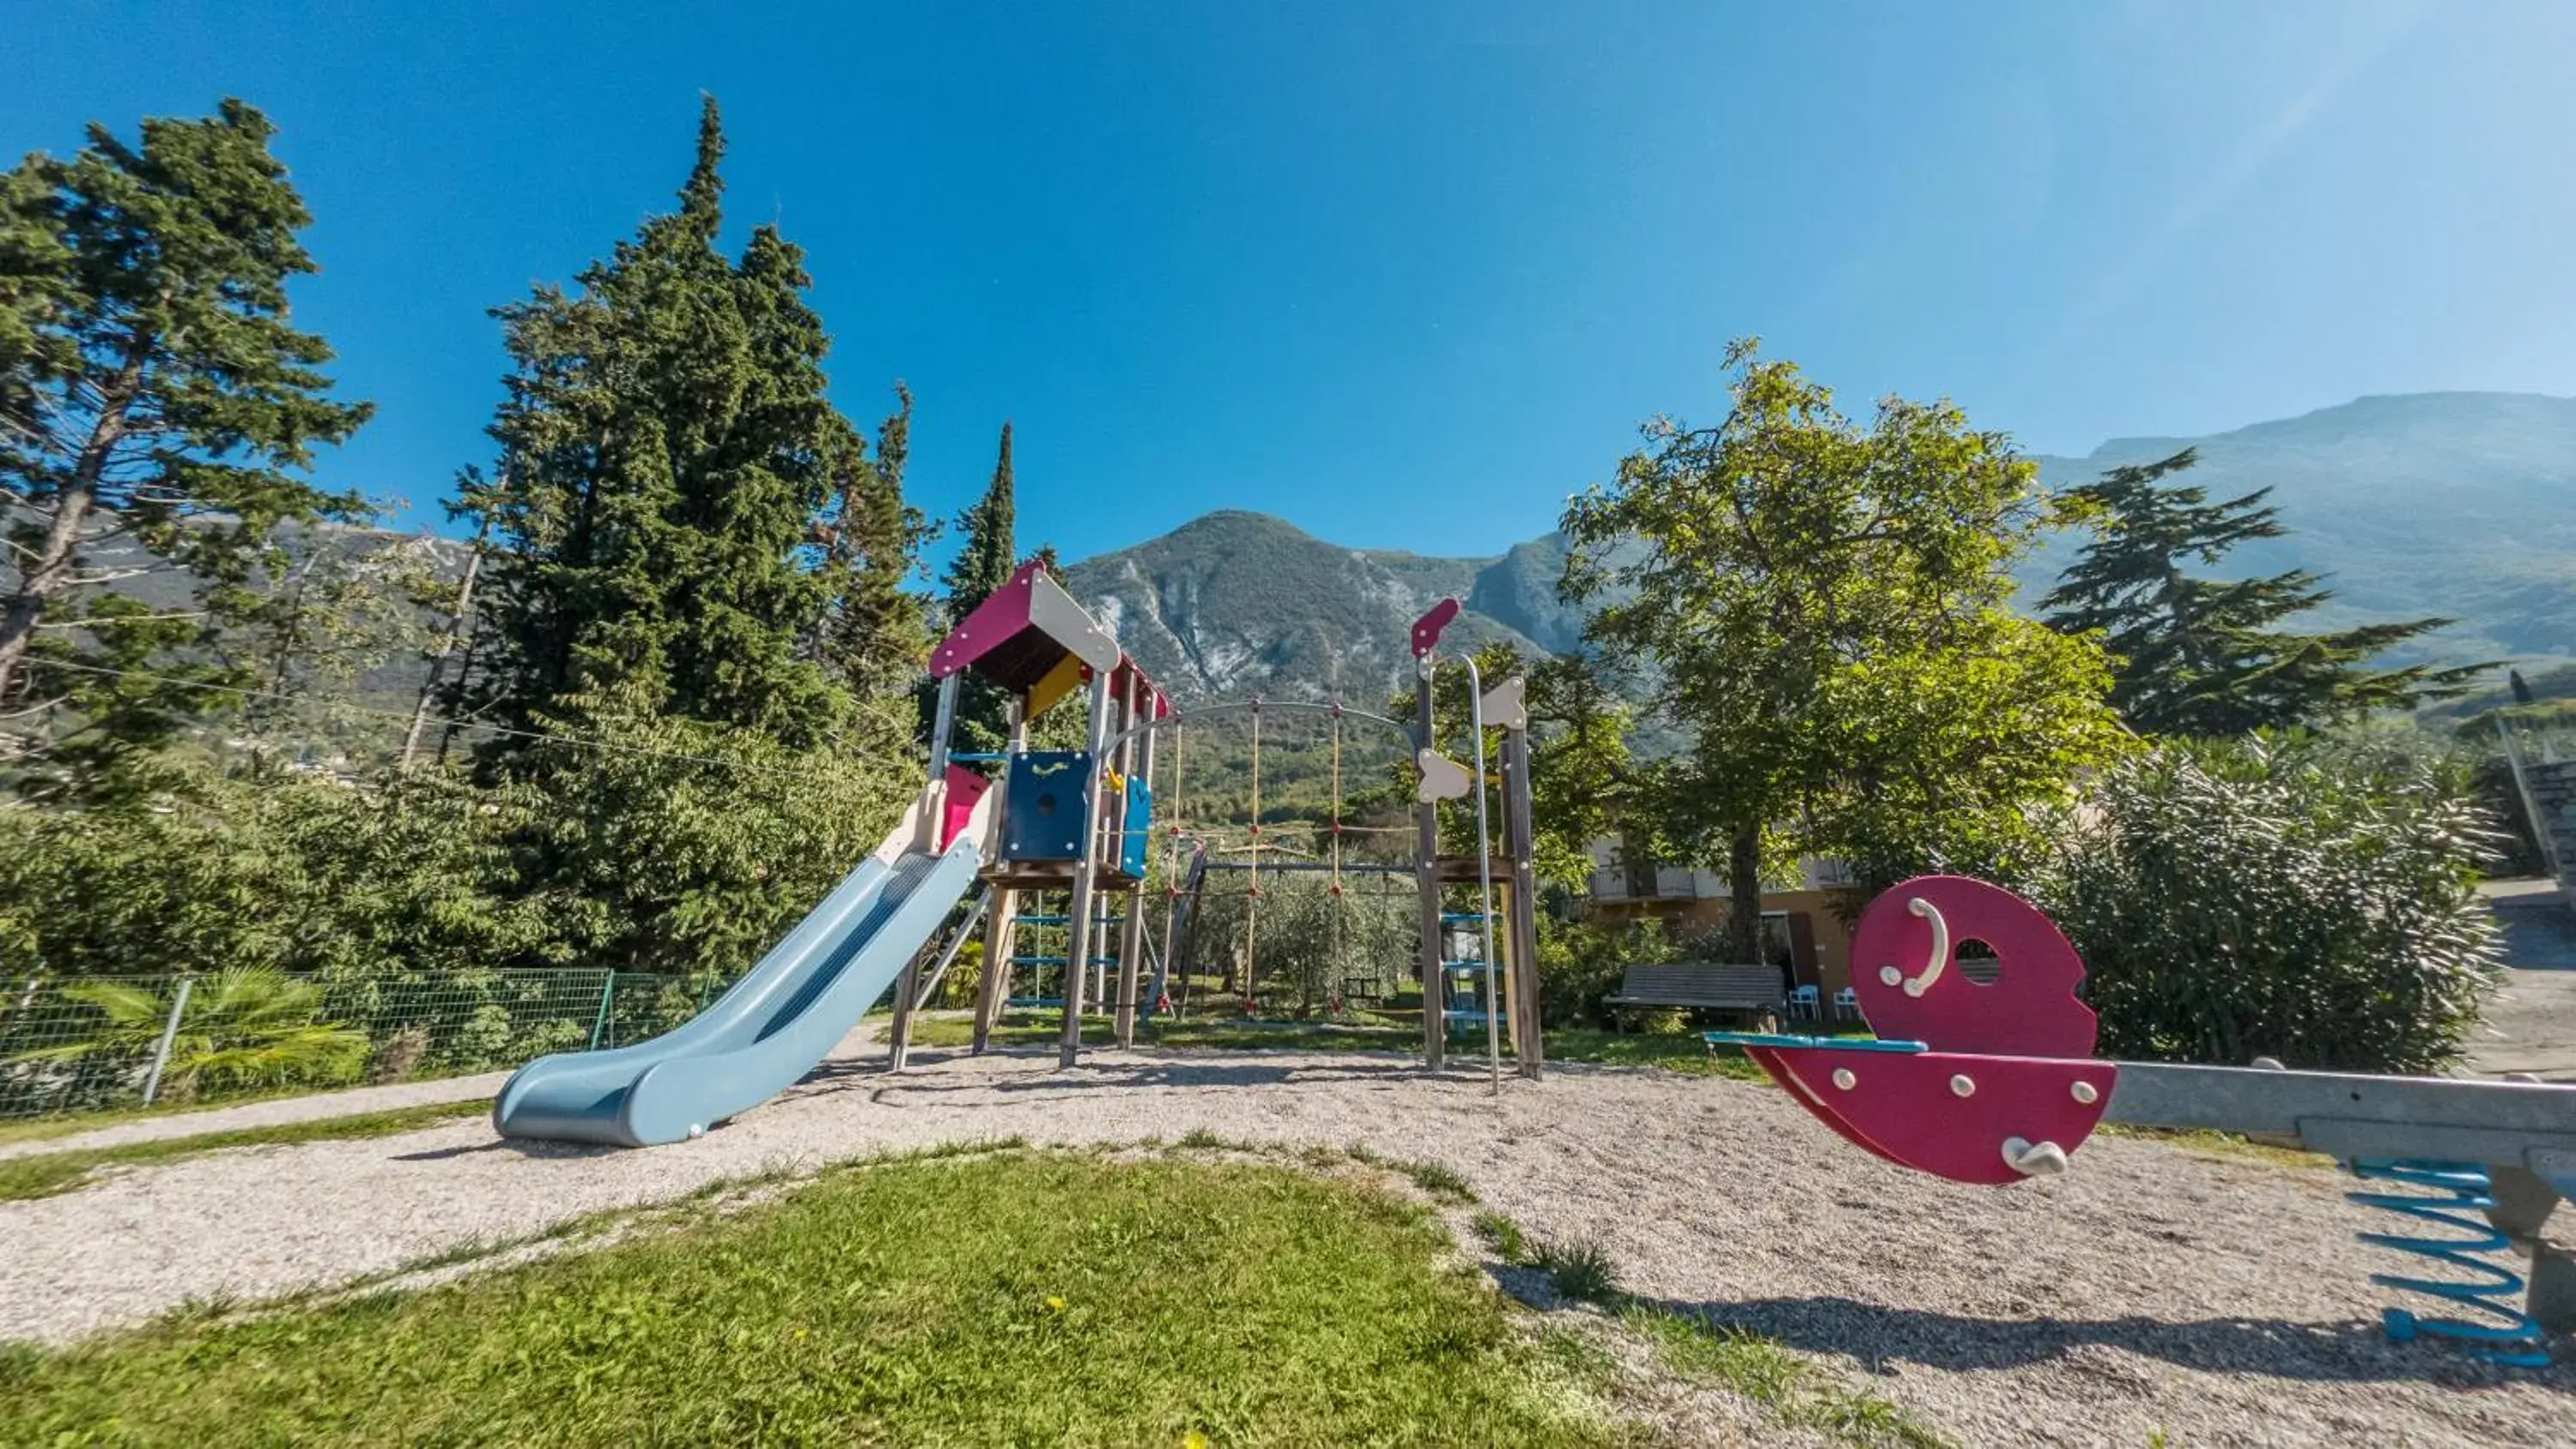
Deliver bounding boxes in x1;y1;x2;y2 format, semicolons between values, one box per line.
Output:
2025;733;2504;1073
1535;914;1672;1028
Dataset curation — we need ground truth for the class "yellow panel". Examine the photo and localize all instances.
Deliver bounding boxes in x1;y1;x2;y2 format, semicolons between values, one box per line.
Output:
1024;654;1089;723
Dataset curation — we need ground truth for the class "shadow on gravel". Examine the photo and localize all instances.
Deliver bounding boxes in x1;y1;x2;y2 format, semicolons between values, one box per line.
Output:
1656;1294;2569;1387
796;1052;1438;1096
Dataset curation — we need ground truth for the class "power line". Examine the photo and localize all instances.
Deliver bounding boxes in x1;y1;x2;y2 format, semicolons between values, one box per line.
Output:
15;658;838;782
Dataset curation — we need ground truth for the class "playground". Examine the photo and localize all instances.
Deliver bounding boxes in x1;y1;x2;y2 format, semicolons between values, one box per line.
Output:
0;1031;2569;1446
5;578;2574;1447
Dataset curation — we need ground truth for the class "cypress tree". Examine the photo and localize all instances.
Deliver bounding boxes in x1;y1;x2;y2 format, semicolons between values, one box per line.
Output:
932;423;1022;751
458;96;845;750
2042;449;2490;737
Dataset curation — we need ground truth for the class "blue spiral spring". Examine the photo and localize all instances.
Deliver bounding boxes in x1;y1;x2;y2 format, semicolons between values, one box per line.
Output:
2344;1159;2550;1368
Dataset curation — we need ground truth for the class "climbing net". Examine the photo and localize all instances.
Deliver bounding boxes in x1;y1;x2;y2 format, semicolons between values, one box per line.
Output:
1145;697;1422;1022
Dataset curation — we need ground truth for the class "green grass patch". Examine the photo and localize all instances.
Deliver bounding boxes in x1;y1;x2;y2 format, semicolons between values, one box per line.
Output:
1470;1210;1529;1265
1617;1304;1949;1448
0;1099;491;1204
0;1149;1631;1448
1542;1028;1771;1082
2096;1124;2333;1170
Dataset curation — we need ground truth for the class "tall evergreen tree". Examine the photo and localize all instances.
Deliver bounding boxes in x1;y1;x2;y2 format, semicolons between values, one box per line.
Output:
455;97;848;750
0;100;371;761
933;422;1020;751
945;421;1018;617
2041;449;2490;737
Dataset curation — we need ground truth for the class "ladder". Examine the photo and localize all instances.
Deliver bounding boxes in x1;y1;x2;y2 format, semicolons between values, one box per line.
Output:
1438;909;1498;1037
1005;891;1123;1012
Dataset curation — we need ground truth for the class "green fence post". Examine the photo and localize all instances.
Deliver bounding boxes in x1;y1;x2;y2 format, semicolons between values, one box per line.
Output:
587;972;617;1051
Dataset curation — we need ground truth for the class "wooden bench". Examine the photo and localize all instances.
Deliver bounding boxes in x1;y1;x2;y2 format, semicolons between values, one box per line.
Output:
1603;962;1783;1031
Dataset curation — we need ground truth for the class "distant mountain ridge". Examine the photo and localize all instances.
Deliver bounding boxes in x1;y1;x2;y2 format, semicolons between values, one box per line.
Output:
1064;391;2576;701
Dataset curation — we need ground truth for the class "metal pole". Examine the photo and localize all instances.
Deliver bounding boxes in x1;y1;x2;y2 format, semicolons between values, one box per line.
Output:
1415;659;1445;1067
1461;657;1502;1098
141;976;194;1108
587;972;617;1050
914;888;991;1014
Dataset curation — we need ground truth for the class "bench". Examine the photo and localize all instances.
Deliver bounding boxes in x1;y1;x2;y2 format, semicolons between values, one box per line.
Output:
1603;962;1784;1031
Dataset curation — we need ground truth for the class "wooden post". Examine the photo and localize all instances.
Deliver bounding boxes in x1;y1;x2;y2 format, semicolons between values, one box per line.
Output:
972;698;1028;1055
890;673;962;1068
1502;725;1544;1079
1059;666;1115;1068
1415;666;1446;1067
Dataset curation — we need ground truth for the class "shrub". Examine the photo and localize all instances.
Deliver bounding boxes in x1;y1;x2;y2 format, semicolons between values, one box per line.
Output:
2026;733;2503;1073
1535;915;1671;1028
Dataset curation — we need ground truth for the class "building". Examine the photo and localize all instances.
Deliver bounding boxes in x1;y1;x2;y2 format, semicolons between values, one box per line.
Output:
1579;839;1864;1002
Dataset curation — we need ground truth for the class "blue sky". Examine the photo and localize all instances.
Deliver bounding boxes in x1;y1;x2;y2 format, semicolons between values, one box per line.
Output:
8;1;2573;568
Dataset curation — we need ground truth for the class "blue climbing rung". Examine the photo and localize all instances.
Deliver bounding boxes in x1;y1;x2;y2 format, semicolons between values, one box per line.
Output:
1440;912;1488;924
1004;996;1065;1008
1015;914;1072;925
1009;955;1118;967
1441;960;1494;972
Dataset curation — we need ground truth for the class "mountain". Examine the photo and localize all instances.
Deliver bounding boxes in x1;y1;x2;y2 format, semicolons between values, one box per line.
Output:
1065;392;2576;702
1057;511;1546;701
2025;391;2576;667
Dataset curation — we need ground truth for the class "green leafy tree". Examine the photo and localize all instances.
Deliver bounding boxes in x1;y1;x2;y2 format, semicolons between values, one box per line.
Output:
2041;449;2491;737
454;97;848;752
2020;733;2501;1071
811;385;933;703
0;100;372;761
1561;339;2123;961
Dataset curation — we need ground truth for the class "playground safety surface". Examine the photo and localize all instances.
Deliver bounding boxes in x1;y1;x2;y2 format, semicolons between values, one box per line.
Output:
3;1029;2567;1448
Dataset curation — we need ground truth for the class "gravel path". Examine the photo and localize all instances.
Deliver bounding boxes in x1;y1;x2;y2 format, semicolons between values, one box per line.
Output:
0;1071;509;1161
3;1037;2568;1448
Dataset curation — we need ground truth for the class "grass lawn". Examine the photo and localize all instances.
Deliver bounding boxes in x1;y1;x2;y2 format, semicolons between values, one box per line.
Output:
903;1013;1771;1083
0;1099;492;1204
0;1148;1631;1448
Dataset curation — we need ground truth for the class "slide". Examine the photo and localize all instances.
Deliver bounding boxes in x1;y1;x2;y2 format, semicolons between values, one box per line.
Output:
493;779;993;1148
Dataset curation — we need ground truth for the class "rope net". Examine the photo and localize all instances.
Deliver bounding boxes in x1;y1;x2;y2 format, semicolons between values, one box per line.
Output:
1151;700;1422;1023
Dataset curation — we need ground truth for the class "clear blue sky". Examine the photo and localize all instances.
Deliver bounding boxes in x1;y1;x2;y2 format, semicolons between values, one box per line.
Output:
9;1;2573;568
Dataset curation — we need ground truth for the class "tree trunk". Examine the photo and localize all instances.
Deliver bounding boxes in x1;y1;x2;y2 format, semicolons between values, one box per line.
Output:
402;530;486;771
0;343;148;709
1725;823;1763;964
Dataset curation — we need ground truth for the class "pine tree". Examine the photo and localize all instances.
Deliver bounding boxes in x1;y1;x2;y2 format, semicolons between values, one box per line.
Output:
456;96;847;750
933;422;1021;751
2042;449;2491;737
0;100;372;759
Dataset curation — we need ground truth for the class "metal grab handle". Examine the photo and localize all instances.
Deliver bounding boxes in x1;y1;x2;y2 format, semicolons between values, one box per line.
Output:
1876;897;1948;999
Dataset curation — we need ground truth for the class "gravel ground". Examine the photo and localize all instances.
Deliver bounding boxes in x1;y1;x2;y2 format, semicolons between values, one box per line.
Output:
3;1034;2568;1448
0;1071;510;1162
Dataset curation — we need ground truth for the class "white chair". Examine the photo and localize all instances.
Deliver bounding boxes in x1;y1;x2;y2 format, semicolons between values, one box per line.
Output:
1788;985;1820;1021
1832;986;1860;1022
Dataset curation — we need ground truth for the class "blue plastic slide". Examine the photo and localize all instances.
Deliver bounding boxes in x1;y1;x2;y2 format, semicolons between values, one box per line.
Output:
494;797;988;1148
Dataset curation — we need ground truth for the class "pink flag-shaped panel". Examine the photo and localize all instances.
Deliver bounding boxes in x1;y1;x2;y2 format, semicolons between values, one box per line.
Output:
1849;876;2097;1060
1410;597;1461;659
939;764;992;852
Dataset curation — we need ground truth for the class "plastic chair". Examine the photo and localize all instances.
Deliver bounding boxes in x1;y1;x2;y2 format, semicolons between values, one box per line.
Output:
1832;986;1860;1022
1788;985;1820;1021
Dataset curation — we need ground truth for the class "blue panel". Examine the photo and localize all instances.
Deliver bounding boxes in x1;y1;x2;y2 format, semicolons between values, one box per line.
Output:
1002;750;1092;862
1120;779;1153;876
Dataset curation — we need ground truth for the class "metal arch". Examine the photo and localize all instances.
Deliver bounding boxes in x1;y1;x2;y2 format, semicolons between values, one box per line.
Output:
1098;696;1419;758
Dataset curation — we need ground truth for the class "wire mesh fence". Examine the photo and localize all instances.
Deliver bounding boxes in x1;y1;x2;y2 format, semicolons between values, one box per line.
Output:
0;969;708;1121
